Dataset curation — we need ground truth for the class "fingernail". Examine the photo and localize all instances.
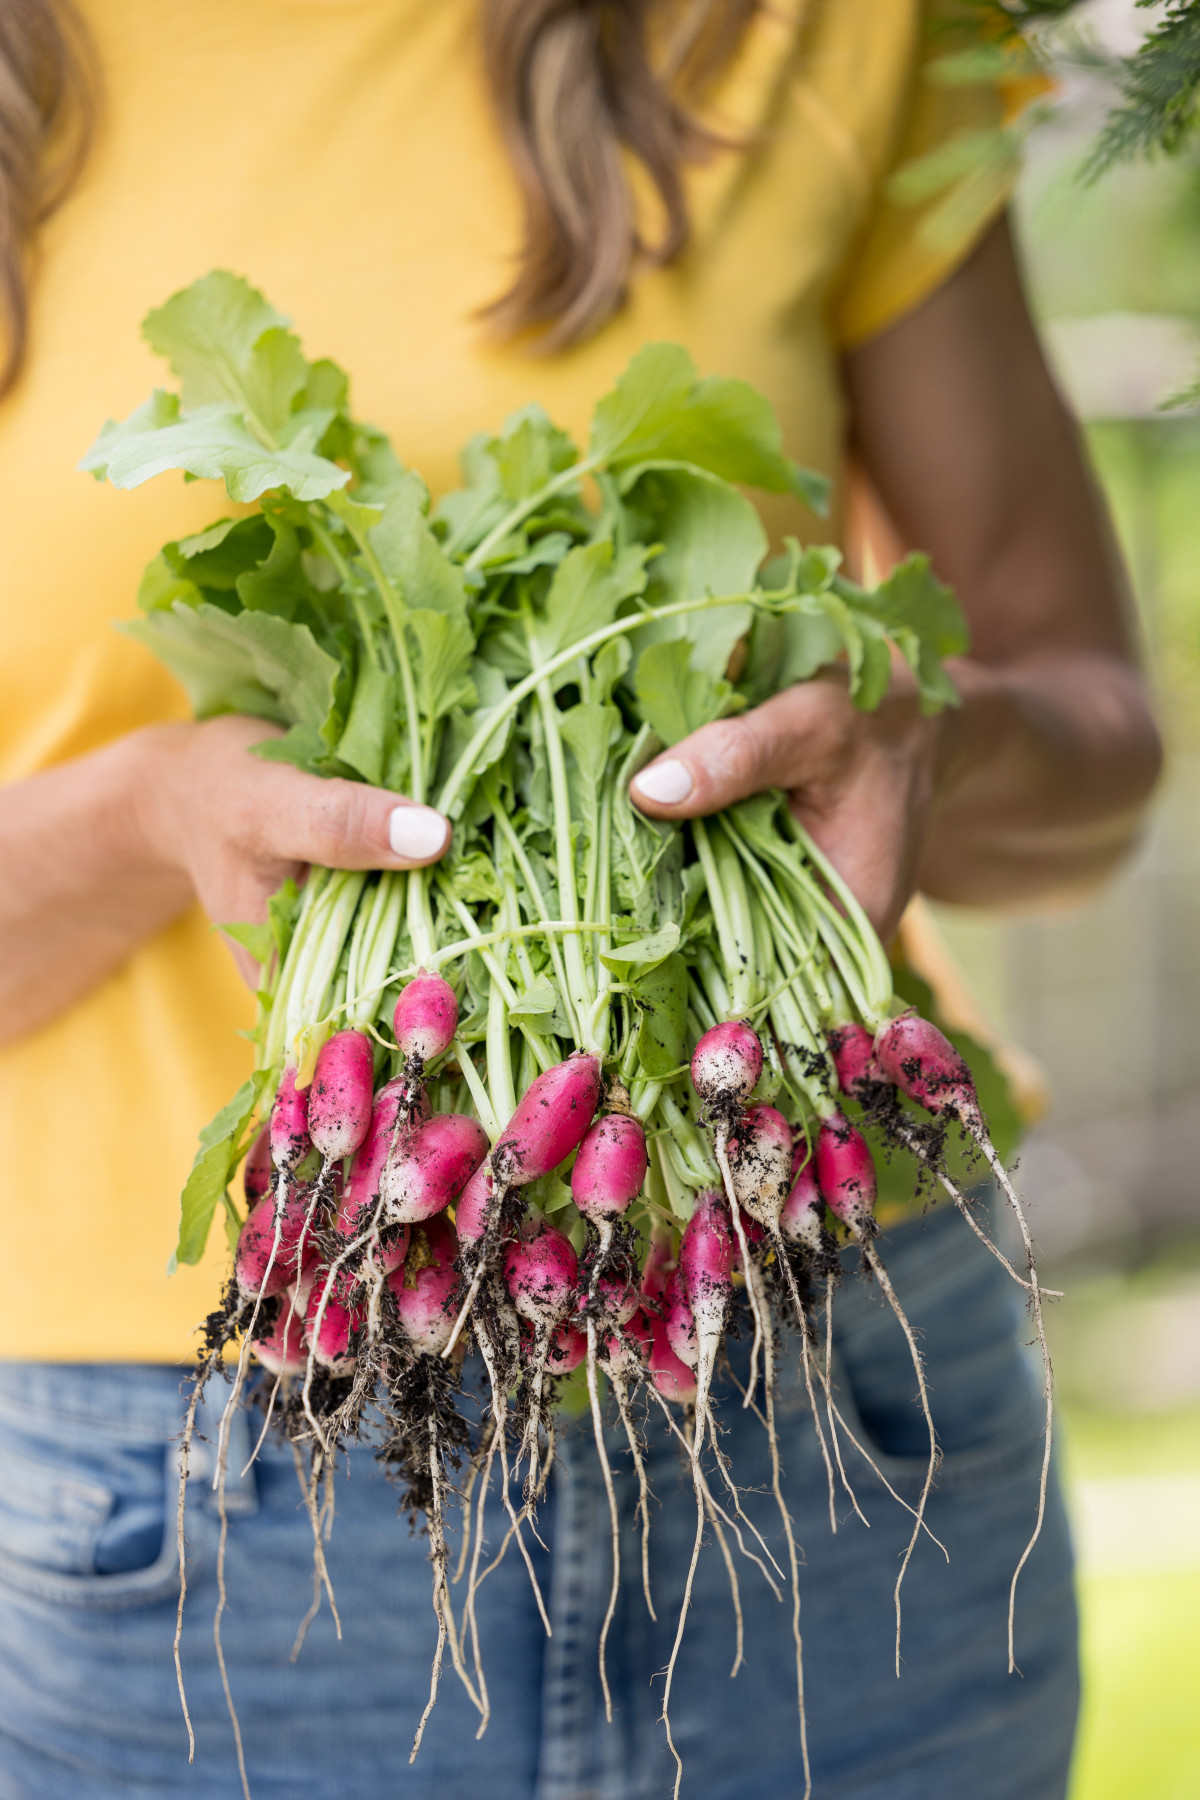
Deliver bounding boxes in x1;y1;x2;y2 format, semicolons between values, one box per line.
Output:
388;805;448;860
633;758;693;806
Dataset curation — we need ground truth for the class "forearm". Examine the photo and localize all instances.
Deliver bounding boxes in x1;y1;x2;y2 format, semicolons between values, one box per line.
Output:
0;732;192;1042
921;649;1161;907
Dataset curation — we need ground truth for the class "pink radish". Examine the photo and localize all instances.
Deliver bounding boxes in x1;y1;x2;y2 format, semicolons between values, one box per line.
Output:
546;1320;587;1374
252;1294;306;1375
662;1271;698;1370
389;1261;458;1356
677;1192;734;1390
585;1272;639;1329
381;1113;489;1224
780;1153;828;1261
636;1307;698;1406
338;1077;407;1235
504;1220;579;1464
453;1161;493;1244
235;1188;314;1299
304;1266;364;1375
725;1104;792;1233
366;1224;411;1277
393;971;459;1066
599;1320;650;1382
815;1112;877;1236
243;1124;272;1204
828;1022;882;1101
571;1113;648;1223
690;1020;763;1108
875;1012;982;1129
307;1028;375;1162
269;1066;311;1173
493;1052;603;1186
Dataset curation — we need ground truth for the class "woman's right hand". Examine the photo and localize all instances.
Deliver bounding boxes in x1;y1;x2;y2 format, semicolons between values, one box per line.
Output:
0;714;451;1042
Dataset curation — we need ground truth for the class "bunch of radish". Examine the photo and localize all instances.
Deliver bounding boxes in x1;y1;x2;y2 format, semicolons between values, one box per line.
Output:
89;274;1054;1800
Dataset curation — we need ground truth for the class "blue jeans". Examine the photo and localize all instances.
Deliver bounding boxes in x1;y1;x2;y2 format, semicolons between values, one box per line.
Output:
0;1202;1078;1799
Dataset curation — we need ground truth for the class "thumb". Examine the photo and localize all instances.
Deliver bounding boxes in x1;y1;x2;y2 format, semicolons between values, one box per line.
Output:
257;767;451;870
629;708;793;821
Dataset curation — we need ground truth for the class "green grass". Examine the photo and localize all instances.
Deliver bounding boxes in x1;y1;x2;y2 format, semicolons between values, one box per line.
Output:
1062;1404;1200;1799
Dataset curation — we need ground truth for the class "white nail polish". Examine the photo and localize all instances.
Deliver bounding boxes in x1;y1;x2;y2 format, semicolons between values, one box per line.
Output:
388;806;447;860
633;758;693;805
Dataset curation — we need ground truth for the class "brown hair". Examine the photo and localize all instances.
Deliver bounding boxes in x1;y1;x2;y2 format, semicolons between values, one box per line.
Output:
0;0;753;393
0;0;93;395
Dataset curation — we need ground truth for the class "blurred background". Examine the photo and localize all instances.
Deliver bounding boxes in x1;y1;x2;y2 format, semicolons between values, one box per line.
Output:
927;4;1200;1793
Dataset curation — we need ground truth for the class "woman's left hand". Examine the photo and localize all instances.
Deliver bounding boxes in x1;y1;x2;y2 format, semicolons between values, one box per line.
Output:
630;666;939;941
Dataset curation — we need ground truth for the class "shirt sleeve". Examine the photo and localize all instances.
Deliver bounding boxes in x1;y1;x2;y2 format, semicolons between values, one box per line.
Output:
830;0;1043;349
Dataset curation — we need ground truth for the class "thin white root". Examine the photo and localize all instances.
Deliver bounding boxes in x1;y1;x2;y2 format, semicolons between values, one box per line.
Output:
292;1443;342;1645
862;1241;939;1678
820;1275;869;1530
751;1265;811;1800
612;1372;656;1621
706;1495;744;1677
703;1401;786;1587
661;1423;707;1800
174;1352;225;1762
454;1420;493;1585
820;1390;948;1560
773;1237;839;1532
893;1120;1062;1297
974;1132;1055;1675
715;1134;765;1405
474;1327;551;1652
586;1323;621;1723
442;1248;489;1361
461;1420;499;1734
648;1389;782;1600
213;1433;252;1800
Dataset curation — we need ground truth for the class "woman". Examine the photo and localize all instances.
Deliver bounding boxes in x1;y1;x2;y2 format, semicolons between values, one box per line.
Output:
0;1;1160;1796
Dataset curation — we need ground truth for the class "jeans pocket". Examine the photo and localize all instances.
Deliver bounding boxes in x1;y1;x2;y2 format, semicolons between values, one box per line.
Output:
0;1427;219;1613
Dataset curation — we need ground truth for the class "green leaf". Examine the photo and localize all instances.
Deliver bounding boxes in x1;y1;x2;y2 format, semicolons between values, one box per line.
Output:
622;465;759;678
532;539;650;665
408;609;477;723
82;400;351;504
250;723;328;773
121;602;339;728
599;922;681;975
336;657;396;786
631;952;687;1078
137;550;203;614
367;475;469;617
142;270;309;438
267;877;303;964
221;920;273;964
508;976;559;1020
590;342;830;506
559;701;621;815
633;638;732;745
488;405;579;501
175;1072;268;1266
857;553;967;713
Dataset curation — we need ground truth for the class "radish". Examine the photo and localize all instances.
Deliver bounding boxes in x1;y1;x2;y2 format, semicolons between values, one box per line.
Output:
366;1224;411;1278
690;1020;763;1110
269;1065;311;1174
827;1022;882;1101
504;1220;578;1469
545;1319;587;1374
339;1077;430;1235
393;971;459;1067
571;1112;647;1249
493;1052;602;1186
381;1113;490;1224
307;1028;375;1162
815;1112;878;1238
442;1053;601;1360
874;1012;980;1128
234;1189;313;1299
780;1153;828;1262
304;1267;364;1375
243;1124;272;1204
662;1270;698;1370
453;1161;492;1244
389;1261;459;1356
252;1293;306;1376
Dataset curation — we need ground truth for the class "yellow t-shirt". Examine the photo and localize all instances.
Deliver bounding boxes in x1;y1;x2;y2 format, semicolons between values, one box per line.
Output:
0;0;1014;1360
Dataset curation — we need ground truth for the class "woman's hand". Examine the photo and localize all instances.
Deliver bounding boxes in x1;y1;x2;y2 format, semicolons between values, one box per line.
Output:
631;669;938;941
630;215;1162;934
0;714;451;1041
133;715;449;983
